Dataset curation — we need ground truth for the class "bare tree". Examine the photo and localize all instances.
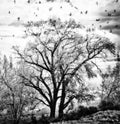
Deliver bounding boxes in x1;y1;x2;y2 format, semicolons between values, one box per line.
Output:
100;61;120;104
13;19;115;118
0;56;38;124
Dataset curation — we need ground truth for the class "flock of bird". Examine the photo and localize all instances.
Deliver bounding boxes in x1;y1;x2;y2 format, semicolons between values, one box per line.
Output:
1;0;120;39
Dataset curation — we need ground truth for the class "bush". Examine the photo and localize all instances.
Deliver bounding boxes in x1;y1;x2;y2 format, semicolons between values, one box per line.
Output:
64;111;79;120
55;105;98;121
77;106;98;117
88;106;98;114
99;100;120;111
38;115;50;124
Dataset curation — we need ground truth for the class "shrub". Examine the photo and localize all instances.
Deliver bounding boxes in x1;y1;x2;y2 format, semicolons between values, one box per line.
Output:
88;106;98;114
99;100;120;111
38;115;50;124
57;105;98;121
77;106;98;117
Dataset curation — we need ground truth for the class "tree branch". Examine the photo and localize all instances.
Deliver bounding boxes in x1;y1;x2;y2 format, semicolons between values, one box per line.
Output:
20;75;51;105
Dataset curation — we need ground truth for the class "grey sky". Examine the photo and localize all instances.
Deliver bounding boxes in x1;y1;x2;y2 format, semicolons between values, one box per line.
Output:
0;0;120;56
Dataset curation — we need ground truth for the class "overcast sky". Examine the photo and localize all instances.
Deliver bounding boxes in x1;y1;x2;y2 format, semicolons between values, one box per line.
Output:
0;0;120;56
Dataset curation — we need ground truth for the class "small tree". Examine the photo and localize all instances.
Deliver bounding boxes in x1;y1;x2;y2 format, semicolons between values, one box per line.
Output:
100;60;120;105
13;19;115;118
0;56;38;124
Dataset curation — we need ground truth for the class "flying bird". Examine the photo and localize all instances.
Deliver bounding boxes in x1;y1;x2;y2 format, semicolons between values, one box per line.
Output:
69;13;72;16
85;11;88;14
66;0;70;3
99;25;102;29
110;29;112;33
96;1;98;5
49;7;52;11
37;7;39;11
108;13;112;16
105;10;107;12
96;18;100;21
115;25;119;28
114;9;116;13
74;7;78;10
27;0;30;3
17;17;20;21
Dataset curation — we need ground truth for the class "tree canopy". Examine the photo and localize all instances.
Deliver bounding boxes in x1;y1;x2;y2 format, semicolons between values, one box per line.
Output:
13;19;115;118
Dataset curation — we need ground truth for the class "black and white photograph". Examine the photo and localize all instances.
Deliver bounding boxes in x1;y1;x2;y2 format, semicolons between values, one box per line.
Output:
0;0;120;124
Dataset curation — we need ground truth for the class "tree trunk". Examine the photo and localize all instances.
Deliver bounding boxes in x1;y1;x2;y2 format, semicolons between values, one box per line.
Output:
58;105;64;118
58;82;66;118
50;101;57;118
13;119;19;124
13;111;20;124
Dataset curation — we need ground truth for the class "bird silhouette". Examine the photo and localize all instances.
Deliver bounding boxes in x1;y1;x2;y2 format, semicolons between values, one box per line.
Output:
96;18;100;21
14;0;16;4
8;11;11;14
110;29;112;33
114;9;116;13
37;7;39;11
85;10;88;14
108;13;111;16
92;28;95;31
99;25;102;29
74;7;78;10
27;0;30;4
85;11;88;14
66;0;70;3
115;25;119;28
105;10;107;12
69;13;72;16
49;7;52;11
17;17;20;21
96;1;98;5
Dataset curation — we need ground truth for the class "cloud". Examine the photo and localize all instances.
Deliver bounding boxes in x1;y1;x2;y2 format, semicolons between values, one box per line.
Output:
0;0;120;56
